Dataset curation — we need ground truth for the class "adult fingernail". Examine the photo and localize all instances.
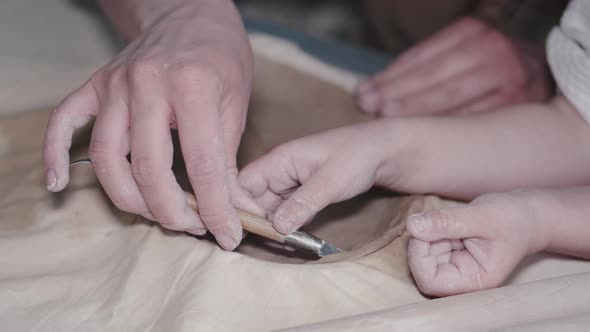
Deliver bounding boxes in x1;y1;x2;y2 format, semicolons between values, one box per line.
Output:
217;233;238;251
409;214;430;233
359;91;381;112
46;168;57;191
141;212;156;221
188;227;207;236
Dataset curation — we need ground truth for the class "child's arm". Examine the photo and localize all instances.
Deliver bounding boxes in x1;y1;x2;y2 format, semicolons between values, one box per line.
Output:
531;187;590;259
239;96;590;233
407;186;590;297
377;96;590;199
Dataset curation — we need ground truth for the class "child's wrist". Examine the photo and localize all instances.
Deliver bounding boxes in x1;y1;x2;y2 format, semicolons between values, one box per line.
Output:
521;191;556;254
371;118;421;190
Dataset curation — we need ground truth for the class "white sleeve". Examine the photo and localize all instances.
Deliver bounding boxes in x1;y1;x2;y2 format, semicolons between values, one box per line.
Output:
547;0;590;124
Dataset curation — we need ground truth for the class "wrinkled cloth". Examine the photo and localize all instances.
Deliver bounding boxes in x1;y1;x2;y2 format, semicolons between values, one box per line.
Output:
547;0;590;123
2;1;590;331
1;40;590;332
0;51;437;330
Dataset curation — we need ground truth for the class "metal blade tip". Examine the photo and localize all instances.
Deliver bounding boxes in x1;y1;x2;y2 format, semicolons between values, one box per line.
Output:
318;241;343;257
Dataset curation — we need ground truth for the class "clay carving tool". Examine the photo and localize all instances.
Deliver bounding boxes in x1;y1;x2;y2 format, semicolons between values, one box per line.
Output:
70;159;343;257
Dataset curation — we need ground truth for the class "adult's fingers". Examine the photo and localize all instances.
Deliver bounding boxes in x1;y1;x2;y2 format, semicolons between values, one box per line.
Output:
44;80;99;191
406;206;492;242
358;18;489;113
218;92;267;217
371;17;487;84
454;92;510;114
380;67;499;116
129;88;204;233
174;71;241;251
375;51;480;105
89;88;150;216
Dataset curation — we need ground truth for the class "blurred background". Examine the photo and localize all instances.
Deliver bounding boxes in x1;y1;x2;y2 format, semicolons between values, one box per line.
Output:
0;0;570;114
236;0;568;53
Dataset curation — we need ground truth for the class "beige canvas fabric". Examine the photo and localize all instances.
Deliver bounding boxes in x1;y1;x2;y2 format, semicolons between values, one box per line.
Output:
2;1;590;331
2;45;590;331
0;50;439;330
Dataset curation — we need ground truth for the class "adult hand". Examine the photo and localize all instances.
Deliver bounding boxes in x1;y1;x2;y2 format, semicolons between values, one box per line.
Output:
357;17;552;116
43;5;262;250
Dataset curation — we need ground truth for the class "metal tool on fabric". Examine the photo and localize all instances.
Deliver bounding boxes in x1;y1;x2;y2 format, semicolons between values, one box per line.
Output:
70;159;343;258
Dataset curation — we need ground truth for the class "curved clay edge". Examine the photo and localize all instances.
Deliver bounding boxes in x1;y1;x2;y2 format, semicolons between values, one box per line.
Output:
248;32;422;265
312;196;431;265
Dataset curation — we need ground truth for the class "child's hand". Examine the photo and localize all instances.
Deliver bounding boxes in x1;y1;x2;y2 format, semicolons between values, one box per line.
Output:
406;192;551;297
239;123;394;234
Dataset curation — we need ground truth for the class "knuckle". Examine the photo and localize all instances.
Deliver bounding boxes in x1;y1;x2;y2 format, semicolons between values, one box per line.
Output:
89;139;113;176
291;196;317;215
185;153;220;186
131;156;159;187
89;68;108;88
88;138;109;162
432;209;455;232
272;145;296;169
48;100;76;127
169;60;217;81
105;67;128;88
168;60;223;91
127;58;161;82
269;143;292;160
198;210;226;232
48;106;64;124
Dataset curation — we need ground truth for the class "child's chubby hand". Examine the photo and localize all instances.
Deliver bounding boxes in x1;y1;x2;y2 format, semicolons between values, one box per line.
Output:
406;191;552;297
238;121;403;234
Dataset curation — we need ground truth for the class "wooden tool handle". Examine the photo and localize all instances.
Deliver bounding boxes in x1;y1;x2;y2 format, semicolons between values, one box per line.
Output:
184;192;287;243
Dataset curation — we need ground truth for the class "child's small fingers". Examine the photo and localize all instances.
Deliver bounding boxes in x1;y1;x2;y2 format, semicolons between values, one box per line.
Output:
239;147;301;199
437;252;452;265
428;240;451;255
406;206;490;242
450;239;465;250
407;238;437;292
229;182;268;217
256;189;284;212
238;162;272;198
271;163;355;234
